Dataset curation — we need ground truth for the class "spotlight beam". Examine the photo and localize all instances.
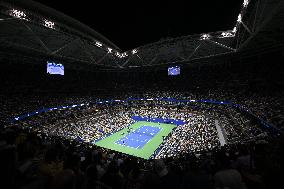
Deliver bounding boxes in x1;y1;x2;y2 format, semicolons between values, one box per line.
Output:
186;43;202;61
208;40;236;51
51;38;79;55
241;22;253;34
22;21;51;53
121;56;131;67
0;18;17;22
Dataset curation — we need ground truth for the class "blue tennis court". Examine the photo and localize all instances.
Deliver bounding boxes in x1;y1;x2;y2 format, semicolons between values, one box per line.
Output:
115;126;161;149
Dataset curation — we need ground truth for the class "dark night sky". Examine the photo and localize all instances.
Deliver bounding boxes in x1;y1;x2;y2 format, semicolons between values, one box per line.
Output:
34;0;242;51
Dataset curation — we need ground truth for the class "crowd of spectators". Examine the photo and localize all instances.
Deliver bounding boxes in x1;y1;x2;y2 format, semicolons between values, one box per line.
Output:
2;90;276;160
42;106;133;143
0;124;282;189
0;77;282;189
0;80;282;189
155;114;220;159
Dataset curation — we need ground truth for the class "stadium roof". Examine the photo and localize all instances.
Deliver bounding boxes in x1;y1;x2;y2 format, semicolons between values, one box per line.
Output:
0;0;283;70
0;0;120;50
34;0;242;51
236;0;284;55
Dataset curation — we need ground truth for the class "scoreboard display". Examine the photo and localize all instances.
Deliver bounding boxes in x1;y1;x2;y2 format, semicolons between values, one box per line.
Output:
168;66;180;76
47;61;64;75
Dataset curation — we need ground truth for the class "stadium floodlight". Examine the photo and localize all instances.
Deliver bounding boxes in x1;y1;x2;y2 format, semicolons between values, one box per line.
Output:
220;31;234;38
232;26;237;33
132;49;138;54
200;34;211;40
9;9;27;20
95;41;102;47
237;14;242;23
243;0;249;8
115;52;128;58
107;48;112;53
121;52;128;58
116;52;123;58
44;19;55;29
